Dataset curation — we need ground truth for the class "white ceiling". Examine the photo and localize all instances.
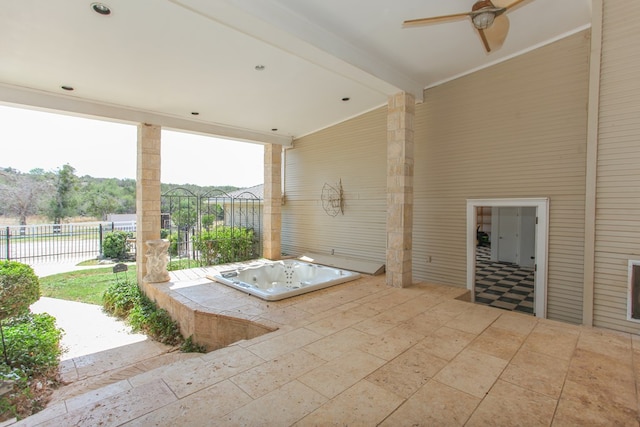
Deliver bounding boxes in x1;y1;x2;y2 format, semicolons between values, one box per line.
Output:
0;0;591;146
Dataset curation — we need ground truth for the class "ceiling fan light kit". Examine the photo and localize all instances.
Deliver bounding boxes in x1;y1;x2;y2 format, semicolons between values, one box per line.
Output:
471;11;496;30
403;0;531;53
471;0;506;29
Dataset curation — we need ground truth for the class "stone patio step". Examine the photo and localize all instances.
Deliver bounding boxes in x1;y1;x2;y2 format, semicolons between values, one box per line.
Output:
48;340;202;405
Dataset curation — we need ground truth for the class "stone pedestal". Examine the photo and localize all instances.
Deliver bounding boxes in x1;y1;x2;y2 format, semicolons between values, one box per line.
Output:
144;239;170;283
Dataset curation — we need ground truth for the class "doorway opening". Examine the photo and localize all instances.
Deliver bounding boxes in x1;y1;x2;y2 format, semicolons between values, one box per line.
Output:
466;198;549;318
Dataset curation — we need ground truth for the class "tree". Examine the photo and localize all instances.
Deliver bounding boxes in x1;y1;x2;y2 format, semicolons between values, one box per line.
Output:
0;170;50;226
201;214;215;231
82;187;120;220
201;204;224;231
117;178;136;213
172;200;198;230
76;178;136;219
45;164;78;224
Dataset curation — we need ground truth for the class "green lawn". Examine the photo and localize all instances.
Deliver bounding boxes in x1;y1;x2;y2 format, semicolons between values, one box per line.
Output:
39;265;137;305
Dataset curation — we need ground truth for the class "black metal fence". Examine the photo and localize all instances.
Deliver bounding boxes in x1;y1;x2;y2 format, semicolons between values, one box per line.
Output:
0;221;136;263
162;188;262;267
1;187;263;267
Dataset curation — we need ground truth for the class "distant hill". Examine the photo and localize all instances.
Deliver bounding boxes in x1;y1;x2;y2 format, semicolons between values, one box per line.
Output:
0;166;242;222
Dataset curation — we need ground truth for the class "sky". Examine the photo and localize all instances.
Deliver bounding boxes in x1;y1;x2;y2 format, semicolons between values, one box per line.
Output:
0;105;264;188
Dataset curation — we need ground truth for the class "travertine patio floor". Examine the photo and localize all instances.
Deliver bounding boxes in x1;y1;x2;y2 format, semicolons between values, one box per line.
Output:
14;272;640;426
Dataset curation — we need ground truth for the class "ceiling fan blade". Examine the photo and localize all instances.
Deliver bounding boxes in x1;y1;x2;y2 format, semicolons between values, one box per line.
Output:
403;12;470;28
477;28;492;53
484;15;510;51
495;0;530;10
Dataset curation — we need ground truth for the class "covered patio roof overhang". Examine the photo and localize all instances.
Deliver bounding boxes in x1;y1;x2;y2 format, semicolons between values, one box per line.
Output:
0;0;592;285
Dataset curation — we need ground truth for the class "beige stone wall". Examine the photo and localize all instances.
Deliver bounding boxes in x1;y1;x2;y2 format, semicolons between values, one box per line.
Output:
144;281;275;351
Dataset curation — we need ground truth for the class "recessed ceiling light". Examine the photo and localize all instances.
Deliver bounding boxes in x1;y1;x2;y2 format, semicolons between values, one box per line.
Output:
191;112;199;116
91;3;111;15
255;65;266;71
61;85;74;91
341;97;350;102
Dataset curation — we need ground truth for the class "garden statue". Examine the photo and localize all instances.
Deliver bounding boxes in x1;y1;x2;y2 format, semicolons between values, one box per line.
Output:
144;239;170;283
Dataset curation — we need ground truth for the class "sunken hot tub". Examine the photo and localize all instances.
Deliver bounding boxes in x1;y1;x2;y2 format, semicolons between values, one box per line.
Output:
211;259;361;301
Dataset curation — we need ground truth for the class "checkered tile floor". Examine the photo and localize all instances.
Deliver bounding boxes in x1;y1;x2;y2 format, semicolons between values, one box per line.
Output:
475;246;535;315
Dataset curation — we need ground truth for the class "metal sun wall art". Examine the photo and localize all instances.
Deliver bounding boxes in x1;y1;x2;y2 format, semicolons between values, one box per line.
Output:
321;179;344;217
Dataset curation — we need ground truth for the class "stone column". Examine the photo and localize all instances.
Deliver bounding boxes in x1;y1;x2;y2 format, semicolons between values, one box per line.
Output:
263;144;282;260
386;92;415;288
136;124;162;285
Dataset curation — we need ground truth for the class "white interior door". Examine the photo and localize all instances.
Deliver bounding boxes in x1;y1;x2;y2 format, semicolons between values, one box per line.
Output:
497;207;519;264
519;207;536;268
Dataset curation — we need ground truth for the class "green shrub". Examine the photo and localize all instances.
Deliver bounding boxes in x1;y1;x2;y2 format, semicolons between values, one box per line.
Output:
0;364;22;384
103;231;132;260
0;312;63;421
103;279;182;346
102;278;139;318
167;232;178;257
193;226;256;265
180;335;207;353
0;261;42;368
167;259;198;271
201;214;216;231
2;313;63;376
128;294;181;346
0;261;40;321
0;363;28;421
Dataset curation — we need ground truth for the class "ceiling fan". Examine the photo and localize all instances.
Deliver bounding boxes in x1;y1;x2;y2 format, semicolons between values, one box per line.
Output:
403;0;532;53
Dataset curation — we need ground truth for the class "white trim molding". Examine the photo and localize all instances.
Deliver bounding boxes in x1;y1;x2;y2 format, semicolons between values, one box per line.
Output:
466;198;549;318
627;260;640;323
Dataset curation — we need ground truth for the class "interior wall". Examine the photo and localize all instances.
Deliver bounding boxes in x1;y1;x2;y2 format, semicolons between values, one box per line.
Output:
413;31;591;324
593;0;640;333
281;107;387;262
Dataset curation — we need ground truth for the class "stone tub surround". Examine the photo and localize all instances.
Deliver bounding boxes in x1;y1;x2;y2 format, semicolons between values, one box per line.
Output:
15;273;640;426
141;273;277;352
